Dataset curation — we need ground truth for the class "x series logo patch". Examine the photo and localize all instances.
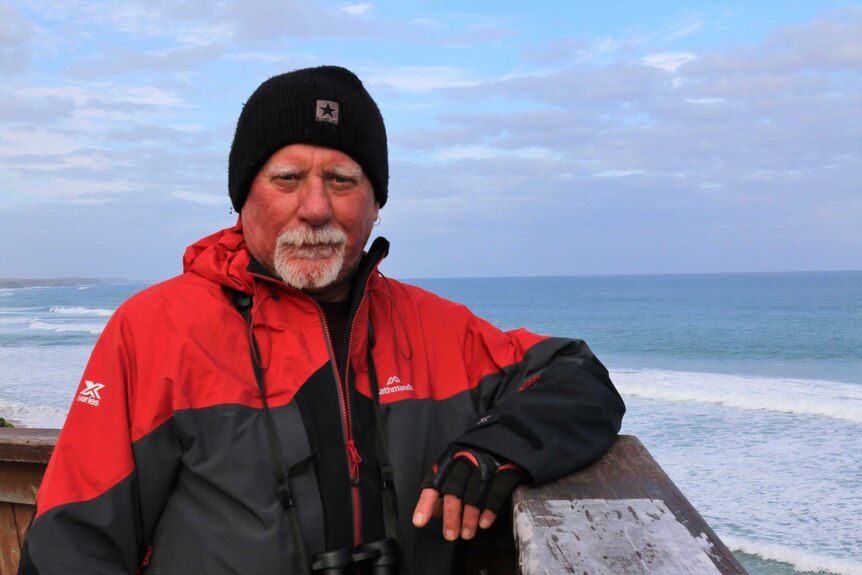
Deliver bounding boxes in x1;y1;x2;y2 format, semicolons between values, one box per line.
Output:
76;380;105;407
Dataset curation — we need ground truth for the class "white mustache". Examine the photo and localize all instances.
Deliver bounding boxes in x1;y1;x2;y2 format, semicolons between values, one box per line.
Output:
276;226;347;251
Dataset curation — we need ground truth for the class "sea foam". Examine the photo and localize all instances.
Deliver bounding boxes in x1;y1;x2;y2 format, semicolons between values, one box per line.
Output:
0;399;67;429
29;320;104;335
722;534;862;575
612;368;862;424
49;306;114;317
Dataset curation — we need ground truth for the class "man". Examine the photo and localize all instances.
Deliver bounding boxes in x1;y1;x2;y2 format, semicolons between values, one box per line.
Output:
20;66;624;574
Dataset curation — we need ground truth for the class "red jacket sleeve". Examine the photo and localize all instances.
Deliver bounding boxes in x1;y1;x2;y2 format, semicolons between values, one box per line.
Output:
20;301;180;574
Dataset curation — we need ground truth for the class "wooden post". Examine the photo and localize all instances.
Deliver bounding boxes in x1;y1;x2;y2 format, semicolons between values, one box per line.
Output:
0;429;58;575
512;435;747;574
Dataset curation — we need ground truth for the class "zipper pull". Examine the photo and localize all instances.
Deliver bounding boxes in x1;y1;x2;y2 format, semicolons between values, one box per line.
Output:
347;439;362;484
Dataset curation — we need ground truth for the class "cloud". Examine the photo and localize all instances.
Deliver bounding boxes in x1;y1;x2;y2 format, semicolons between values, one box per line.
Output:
0;4;32;74
0;195;231;280
66;43;223;79
590;170;647;178
221;0;384;45
374;7;862;276
524;37;590;65
431;145;561;163
524;17;703;66
172;191;225;205
641;52;696;72
367;66;480;91
688;6;862;75
0;93;75;124
439;26;518;48
341;3;372;17
416;8;862;182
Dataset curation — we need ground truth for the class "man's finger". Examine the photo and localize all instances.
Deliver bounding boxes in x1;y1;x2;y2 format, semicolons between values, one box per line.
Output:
413;488;440;527
442;493;463;541
484;466;522;514
460;504;481;540
478;509;498;530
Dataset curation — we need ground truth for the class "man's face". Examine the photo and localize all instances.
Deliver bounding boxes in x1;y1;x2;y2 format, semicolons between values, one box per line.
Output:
242;144;379;302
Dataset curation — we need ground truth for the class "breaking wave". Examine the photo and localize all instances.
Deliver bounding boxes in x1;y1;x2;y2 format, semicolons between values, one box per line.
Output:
49;306;114;317
722;534;862;575
29;320;104;335
612;368;862;424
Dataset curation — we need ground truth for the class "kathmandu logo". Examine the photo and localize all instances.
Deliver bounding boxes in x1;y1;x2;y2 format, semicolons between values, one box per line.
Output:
316;100;339;124
379;375;414;396
76;380;105;407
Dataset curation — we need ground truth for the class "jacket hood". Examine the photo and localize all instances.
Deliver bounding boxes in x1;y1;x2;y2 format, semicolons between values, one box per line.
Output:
182;217;254;293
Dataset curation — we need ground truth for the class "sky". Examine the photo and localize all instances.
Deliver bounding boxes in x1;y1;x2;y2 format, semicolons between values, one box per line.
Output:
0;0;860;281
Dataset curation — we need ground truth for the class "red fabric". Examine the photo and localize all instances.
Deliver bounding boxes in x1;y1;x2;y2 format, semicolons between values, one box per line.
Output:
36;223;547;518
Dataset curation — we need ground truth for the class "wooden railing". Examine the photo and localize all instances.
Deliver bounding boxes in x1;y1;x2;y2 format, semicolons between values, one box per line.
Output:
510;435;746;574
0;431;745;574
0;429;58;574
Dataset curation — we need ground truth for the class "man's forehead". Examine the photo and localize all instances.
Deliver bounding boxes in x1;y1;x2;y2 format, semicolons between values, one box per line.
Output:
263;144;363;171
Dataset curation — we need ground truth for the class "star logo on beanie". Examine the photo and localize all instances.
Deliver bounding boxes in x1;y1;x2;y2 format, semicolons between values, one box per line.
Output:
316;100;339;124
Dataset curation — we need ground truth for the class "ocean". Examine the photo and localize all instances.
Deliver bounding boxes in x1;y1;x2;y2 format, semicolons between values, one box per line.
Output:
1;270;860;575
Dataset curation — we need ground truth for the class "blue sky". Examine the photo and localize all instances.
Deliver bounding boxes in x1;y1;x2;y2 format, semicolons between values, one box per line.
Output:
1;1;860;280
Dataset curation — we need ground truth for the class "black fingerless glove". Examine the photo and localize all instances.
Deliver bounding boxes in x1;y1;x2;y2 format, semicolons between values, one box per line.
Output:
421;444;523;514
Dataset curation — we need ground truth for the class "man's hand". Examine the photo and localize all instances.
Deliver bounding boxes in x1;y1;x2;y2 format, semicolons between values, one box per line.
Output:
412;444;522;541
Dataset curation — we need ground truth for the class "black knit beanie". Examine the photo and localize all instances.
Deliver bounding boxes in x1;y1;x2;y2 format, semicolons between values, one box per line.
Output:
228;66;388;212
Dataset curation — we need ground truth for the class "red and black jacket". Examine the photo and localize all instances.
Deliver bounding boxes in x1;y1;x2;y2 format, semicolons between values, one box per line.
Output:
19;221;625;574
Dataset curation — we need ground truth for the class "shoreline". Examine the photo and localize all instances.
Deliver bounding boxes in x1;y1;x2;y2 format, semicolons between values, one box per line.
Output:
0;278;127;289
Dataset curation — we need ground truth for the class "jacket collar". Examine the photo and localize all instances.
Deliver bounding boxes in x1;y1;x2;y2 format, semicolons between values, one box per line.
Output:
245;236;390;308
183;217;390;301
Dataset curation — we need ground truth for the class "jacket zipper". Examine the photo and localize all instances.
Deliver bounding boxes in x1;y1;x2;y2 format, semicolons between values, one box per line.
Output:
316;310;363;547
340;287;372;547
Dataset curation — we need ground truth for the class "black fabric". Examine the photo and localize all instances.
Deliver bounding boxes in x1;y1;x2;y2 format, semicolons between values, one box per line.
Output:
228;65;389;211
20;474;143;574
459;337;625;485
351;379;386;544
318;299;350;374
149;403;323;573
366;341;404;547
294;365;355;551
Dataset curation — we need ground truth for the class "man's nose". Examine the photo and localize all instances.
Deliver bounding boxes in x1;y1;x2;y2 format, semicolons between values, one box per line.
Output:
297;177;333;226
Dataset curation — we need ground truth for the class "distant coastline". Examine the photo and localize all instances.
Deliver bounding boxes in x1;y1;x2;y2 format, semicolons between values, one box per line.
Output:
0;278;126;288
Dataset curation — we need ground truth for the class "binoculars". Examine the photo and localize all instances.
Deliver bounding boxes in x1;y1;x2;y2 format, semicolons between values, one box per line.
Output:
311;537;400;574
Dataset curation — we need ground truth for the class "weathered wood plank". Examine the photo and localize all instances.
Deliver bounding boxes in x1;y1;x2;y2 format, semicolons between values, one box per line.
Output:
513;435;746;574
0;462;47;505
0;429;59;464
13;502;34;547
0;501;22;575
0;430;52;575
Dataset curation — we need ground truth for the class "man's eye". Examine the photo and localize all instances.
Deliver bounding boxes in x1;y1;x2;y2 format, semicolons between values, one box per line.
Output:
275;173;298;181
330;174;356;186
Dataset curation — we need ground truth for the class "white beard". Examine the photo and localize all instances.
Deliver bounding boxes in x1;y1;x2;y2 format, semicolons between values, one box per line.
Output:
273;225;348;290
